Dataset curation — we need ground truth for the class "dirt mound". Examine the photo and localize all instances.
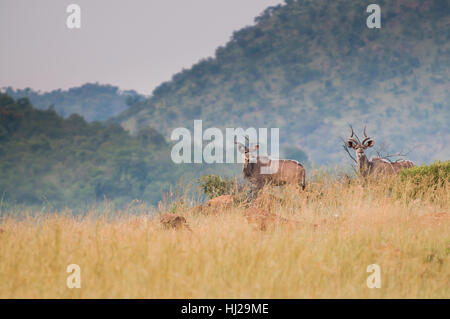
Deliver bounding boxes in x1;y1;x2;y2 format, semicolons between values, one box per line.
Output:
243;207;300;231
206;195;234;207
188;195;235;215
159;213;192;231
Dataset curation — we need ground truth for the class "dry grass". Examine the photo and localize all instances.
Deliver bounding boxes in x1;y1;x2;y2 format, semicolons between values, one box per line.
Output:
0;175;448;298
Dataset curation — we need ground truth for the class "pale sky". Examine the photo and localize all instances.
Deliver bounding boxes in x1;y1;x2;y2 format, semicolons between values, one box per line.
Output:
0;0;283;95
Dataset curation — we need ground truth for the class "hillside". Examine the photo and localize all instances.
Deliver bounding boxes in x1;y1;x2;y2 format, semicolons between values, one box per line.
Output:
2;83;144;122
115;0;449;165
0;93;190;209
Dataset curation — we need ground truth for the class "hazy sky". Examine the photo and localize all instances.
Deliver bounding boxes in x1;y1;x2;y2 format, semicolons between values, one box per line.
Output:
0;0;283;95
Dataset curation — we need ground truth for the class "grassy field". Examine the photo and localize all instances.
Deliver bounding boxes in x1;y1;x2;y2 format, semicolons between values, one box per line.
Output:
0;174;448;298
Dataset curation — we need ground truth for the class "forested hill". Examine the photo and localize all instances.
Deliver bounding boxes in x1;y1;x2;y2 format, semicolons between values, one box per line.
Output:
0;93;185;209
114;0;449;165
2;83;145;122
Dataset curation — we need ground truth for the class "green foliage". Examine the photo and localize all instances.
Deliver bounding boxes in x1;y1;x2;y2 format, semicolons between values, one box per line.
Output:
400;161;450;187
115;0;449;166
3;83;144;122
197;175;236;199
397;161;450;201
0;93;183;209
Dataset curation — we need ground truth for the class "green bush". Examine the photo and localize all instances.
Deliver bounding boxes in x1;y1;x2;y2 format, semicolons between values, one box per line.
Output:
401;161;450;185
399;161;450;198
197;175;236;200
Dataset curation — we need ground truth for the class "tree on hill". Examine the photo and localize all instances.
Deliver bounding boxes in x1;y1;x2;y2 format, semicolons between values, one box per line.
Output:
2;83;145;122
114;0;449;166
0;93;183;209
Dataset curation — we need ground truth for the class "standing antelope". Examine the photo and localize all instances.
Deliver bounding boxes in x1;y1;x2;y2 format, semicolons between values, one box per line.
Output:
235;136;306;190
346;126;414;177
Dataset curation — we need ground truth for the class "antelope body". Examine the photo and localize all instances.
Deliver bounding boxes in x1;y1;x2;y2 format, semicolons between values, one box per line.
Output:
235;138;306;190
346;127;414;177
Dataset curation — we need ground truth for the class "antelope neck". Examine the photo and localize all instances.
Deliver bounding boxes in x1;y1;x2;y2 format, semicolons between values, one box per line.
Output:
357;152;370;175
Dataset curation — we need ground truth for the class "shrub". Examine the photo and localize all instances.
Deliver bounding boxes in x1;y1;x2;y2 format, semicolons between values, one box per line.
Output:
401;161;450;185
197;175;236;199
399;161;450;199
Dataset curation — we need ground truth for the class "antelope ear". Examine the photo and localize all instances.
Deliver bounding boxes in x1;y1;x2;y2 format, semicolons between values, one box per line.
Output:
248;144;260;152
365;139;374;148
236;143;246;153
346;140;356;149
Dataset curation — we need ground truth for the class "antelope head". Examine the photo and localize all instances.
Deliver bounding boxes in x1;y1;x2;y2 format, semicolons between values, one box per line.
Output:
346;125;374;159
346;125;375;175
234;136;259;164
235;135;262;181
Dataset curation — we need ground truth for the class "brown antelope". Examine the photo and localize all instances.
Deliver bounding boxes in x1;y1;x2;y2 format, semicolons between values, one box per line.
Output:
346;126;414;177
235;136;306;190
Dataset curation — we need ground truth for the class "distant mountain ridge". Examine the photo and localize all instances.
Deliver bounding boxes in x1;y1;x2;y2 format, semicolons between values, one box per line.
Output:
0;93;244;209
2;83;145;122
0;92;180;208
114;0;449;165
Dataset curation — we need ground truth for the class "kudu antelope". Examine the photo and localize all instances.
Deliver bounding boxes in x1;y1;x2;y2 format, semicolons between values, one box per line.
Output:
235;136;306;190
346;126;414;177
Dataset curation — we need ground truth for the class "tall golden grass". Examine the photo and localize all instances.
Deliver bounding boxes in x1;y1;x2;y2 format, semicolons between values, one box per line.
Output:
0;173;448;298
